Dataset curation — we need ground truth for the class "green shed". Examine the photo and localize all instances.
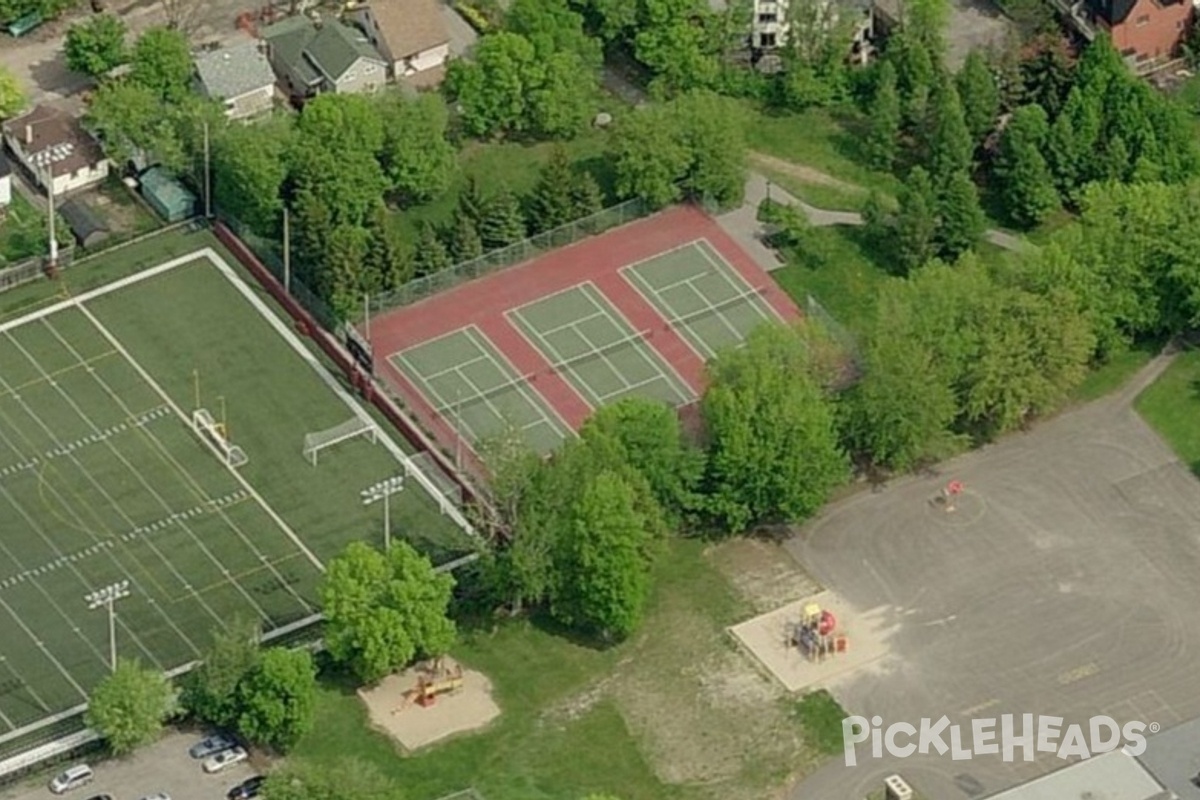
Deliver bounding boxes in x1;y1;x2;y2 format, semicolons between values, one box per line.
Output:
139;167;196;223
6;12;43;37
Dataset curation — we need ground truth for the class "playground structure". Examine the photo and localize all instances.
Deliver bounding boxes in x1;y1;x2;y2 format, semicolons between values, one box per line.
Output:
935;480;964;513
392;659;465;712
790;601;849;663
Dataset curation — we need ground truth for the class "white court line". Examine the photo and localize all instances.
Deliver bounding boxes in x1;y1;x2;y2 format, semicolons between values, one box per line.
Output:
694;240;782;322
422;353;489;383
74;301;327;574
461;327;570;438
536;310;607;338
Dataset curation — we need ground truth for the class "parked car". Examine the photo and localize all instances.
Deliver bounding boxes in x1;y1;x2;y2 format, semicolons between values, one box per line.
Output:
189;734;237;759
227;775;266;800
138;793;171;800
83;794;112;800
49;765;94;794
203;746;249;774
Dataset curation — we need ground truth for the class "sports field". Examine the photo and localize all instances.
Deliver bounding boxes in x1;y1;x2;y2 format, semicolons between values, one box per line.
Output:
0;248;471;741
368;206;800;460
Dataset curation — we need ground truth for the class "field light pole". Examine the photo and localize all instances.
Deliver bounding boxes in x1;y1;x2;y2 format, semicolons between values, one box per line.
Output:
85;580;132;672
380;476;404;552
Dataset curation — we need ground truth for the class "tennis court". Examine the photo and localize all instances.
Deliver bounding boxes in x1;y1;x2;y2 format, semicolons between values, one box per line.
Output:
507;283;693;409
621;240;782;360
0;246;473;749
390;326;568;455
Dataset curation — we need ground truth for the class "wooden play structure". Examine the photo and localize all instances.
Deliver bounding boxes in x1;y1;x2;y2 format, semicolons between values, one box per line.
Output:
392;659;465;713
790;601;848;663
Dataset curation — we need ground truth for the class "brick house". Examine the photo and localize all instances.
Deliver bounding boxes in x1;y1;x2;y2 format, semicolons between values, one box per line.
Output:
1082;0;1192;65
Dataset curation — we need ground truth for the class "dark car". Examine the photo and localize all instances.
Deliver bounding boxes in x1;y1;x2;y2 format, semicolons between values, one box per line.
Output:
189;733;237;760
227;776;266;800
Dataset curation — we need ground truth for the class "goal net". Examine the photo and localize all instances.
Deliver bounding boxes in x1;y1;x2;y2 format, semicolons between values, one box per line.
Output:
303;417;378;465
192;408;248;468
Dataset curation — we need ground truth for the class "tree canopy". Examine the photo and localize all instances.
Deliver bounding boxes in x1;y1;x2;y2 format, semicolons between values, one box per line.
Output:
0;66;26;120
130;27;193;103
235;648;317;752
85;659;178;755
64;13;128;77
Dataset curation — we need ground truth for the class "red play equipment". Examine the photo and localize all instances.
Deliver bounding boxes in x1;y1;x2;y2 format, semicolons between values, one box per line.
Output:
791;603;849;662
938;480;964;512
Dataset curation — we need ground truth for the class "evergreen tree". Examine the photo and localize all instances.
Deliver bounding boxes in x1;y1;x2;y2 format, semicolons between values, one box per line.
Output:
529;145;577;233
894;166;938;273
456;176;487;225
1101;136;1131;183
365;209;413;292
479;190;527;250
413;221;452;277
865;60;901;172
927;69;974;185
956;51;1000;144
570;170;604;220
995;105;1059;228
889;32;935;130
448;210;484;262
936;170;986;260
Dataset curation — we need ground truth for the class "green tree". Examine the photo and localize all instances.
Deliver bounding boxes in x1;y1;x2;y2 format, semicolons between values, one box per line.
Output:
85;659;177;755
0;66;26;120
570;170;604;219
927;69;973;184
365;209;413;291
320;541;456;684
297;92;385;157
529;145;579;232
85;81;186;169
956;50;999;144
702;324;848;533
528;50;594;138
479;190;527;249
550;472;654;639
936;169;985;260
579;397;703;521
611;105;691;207
212;116;293;234
447;209;484;262
130;27;193;102
995;104;1059;228
633;0;721;97
414;221;452;276
445;32;540;137
675;91;746;206
319;224;372;319
64;13;127;77
456;176;487;226
894;166;938;273
180;617;261;729
378;94;456;204
288;145;385;228
886;31;934;129
235;648;317;752
865;60;900;171
506;0;603;69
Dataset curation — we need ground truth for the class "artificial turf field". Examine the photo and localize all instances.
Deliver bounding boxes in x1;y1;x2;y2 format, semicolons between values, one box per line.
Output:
0;247;470;740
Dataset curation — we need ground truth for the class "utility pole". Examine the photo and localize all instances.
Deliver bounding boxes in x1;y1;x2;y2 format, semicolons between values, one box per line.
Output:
46;166;57;269
85;581;132;673
380;476;403;552
203;121;212;219
282;207;291;293
454;388;463;471
364;294;371;340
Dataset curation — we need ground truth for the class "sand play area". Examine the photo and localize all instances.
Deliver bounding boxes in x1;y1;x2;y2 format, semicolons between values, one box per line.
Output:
728;591;895;693
357;658;501;750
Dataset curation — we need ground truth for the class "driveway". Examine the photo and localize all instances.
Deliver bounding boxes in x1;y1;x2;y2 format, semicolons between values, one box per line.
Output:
787;354;1200;799
1;733;260;800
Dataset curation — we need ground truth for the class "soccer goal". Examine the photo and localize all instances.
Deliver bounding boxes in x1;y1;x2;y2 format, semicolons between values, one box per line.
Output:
303;417;378;465
193;408;248;468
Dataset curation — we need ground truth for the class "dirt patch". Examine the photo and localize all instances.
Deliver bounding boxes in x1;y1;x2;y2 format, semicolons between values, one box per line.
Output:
708;538;823;613
748;152;864;193
357;658;501;751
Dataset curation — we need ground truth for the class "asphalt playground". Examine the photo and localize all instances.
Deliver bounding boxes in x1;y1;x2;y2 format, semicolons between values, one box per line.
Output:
784;361;1200;799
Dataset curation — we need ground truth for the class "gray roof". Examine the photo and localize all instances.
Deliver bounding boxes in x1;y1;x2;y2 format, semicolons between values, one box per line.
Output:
58;199;109;243
262;16;382;84
983;750;1171;800
0;154;10;179
195;41;275;100
1138;717;1200;799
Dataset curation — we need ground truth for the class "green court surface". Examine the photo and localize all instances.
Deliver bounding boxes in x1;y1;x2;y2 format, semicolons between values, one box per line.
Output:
621;241;781;360
507;283;693;409
390;326;568;455
0;250;470;739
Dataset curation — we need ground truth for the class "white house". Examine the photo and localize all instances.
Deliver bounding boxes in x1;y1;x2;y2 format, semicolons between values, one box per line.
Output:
751;0;875;63
1;105;109;197
349;0;451;86
0;155;11;210
194;40;277;120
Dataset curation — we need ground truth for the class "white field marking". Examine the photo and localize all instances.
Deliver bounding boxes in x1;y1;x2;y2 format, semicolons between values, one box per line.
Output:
38;318;308;624
0;591;88;701
200;250;478;538
73;301;327;574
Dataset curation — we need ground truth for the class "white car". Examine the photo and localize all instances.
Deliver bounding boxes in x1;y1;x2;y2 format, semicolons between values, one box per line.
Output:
138;793;171;800
49;765;93;794
203;746;248;774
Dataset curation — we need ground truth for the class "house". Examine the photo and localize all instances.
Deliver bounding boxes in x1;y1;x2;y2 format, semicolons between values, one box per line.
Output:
1080;0;1191;66
194;40;277;120
58;198;110;248
347;0;451;85
750;0;875;64
0;155;11;210
138;166;196;223
261;15;387;101
1;105;109;197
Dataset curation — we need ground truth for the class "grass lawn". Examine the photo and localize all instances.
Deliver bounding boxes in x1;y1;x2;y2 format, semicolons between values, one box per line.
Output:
790;691;850;757
290;538;826;800
0;192;69;266
392;130;614;241
770;224;895;336
1135;348;1200;473
1070;343;1159;405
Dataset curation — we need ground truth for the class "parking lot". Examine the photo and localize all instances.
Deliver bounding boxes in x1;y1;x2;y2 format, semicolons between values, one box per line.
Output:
2;733;259;800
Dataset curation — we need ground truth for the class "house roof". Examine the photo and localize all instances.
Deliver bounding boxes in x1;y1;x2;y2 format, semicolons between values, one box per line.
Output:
0;154;10;179
58;199;109;242
140;166;197;211
263;16;383;84
195;41;276;100
982;750;1171;800
358;0;448;59
1084;0;1183;24
1136;717;1200;798
1;105;105;179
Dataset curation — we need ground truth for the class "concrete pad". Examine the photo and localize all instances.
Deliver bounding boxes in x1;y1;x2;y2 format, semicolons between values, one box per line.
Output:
728;591;894;693
357;658;501;751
